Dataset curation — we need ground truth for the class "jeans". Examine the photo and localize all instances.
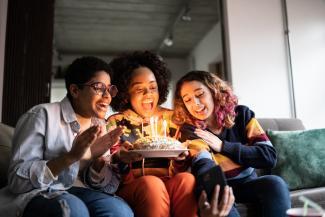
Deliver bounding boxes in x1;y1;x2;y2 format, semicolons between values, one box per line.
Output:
192;150;291;217
23;187;134;217
229;174;291;217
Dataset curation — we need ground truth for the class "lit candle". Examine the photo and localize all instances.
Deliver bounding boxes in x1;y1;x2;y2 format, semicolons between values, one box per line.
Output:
150;117;155;137
155;116;158;137
163;120;167;137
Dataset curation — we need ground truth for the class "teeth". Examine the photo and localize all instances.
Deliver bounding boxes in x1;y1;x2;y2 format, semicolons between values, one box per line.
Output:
98;103;108;108
195;107;205;112
142;100;153;104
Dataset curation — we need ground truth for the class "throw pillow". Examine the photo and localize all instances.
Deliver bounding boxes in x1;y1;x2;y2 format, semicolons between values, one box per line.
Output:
267;128;325;190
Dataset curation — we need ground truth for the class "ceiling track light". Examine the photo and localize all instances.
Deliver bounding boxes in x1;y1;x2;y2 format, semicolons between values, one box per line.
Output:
181;5;191;22
163;34;173;47
157;0;192;53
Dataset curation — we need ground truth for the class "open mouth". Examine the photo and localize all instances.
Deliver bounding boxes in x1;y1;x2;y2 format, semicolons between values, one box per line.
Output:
142;99;154;111
194;106;206;115
96;102;109;112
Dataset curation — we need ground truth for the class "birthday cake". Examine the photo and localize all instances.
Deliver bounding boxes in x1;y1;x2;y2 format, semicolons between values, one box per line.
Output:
133;136;183;150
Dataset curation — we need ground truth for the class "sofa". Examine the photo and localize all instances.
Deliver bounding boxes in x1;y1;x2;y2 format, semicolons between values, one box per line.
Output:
236;118;325;217
1;119;325;216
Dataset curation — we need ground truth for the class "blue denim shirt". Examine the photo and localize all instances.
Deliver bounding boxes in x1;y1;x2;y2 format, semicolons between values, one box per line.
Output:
0;97;90;216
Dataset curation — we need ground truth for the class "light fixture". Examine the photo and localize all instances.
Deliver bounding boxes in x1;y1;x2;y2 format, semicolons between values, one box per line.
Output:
157;0;192;52
181;5;191;22
163;34;173;47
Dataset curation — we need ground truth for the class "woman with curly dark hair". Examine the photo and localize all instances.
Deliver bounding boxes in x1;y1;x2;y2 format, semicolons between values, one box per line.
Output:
103;50;200;217
173;70;291;217
109;50;170;114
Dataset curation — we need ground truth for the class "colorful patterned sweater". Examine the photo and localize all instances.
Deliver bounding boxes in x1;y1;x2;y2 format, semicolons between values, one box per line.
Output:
179;105;276;180
106;108;180;183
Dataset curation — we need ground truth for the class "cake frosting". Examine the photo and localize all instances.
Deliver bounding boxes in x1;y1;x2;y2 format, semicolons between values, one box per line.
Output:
133;136;183;150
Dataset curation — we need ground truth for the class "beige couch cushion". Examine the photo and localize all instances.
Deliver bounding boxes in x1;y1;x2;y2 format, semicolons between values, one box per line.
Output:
0;123;14;188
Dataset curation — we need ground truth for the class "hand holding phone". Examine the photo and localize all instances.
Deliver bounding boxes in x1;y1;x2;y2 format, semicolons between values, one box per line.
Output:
196;165;227;202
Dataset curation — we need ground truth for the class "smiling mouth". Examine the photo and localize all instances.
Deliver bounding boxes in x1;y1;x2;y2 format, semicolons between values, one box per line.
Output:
96;102;109;111
142;103;153;110
142;101;154;110
194;107;206;115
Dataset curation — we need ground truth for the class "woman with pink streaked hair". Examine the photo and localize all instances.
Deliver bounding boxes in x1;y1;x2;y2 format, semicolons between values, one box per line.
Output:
173;70;291;217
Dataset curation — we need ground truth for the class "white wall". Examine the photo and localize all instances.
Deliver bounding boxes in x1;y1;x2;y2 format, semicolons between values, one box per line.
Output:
0;0;8;122
163;57;190;109
50;79;66;103
163;22;225;109
191;23;223;71
286;0;325;129
225;0;292;118
225;0;325;129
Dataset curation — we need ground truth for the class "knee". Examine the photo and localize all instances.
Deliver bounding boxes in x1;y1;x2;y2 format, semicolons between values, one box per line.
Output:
174;172;195;183
97;197;134;217
266;175;289;190
112;199;134;217
260;175;291;209
136;176;168;200
58;194;89;217
138;175;167;193
173;172;196;190
263;175;290;197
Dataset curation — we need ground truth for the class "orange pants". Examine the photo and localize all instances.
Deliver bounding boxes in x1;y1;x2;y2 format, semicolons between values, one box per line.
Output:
117;172;198;217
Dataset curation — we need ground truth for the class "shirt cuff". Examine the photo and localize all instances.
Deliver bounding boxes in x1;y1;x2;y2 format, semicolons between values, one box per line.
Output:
88;164;111;185
29;160;58;188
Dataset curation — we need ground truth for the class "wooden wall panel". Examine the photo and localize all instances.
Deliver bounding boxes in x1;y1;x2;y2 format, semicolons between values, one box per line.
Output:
2;0;54;127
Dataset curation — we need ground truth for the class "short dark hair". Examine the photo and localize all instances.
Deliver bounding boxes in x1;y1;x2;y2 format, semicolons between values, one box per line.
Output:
109;50;171;112
65;56;112;100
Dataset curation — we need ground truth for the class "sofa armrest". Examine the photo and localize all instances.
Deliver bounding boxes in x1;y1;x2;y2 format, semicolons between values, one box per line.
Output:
0;123;14;188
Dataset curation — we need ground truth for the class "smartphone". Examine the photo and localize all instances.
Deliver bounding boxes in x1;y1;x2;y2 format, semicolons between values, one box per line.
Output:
196;165;227;202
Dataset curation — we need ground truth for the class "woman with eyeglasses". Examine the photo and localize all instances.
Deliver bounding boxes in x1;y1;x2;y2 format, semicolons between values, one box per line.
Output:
0;57;134;217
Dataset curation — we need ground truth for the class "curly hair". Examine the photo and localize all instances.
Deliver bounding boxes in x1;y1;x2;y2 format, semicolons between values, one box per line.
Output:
173;70;238;129
109;50;171;112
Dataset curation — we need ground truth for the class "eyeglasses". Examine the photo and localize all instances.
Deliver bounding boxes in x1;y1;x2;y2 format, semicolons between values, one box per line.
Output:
78;82;118;97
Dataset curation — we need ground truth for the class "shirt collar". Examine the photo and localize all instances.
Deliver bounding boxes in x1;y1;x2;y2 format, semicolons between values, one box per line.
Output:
60;97;80;133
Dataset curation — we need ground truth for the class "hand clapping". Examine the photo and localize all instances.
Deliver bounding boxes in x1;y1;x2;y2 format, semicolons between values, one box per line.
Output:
90;126;125;158
68;125;101;162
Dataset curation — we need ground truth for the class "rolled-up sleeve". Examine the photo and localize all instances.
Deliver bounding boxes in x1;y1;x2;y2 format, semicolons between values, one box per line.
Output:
8;109;58;193
84;161;120;194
